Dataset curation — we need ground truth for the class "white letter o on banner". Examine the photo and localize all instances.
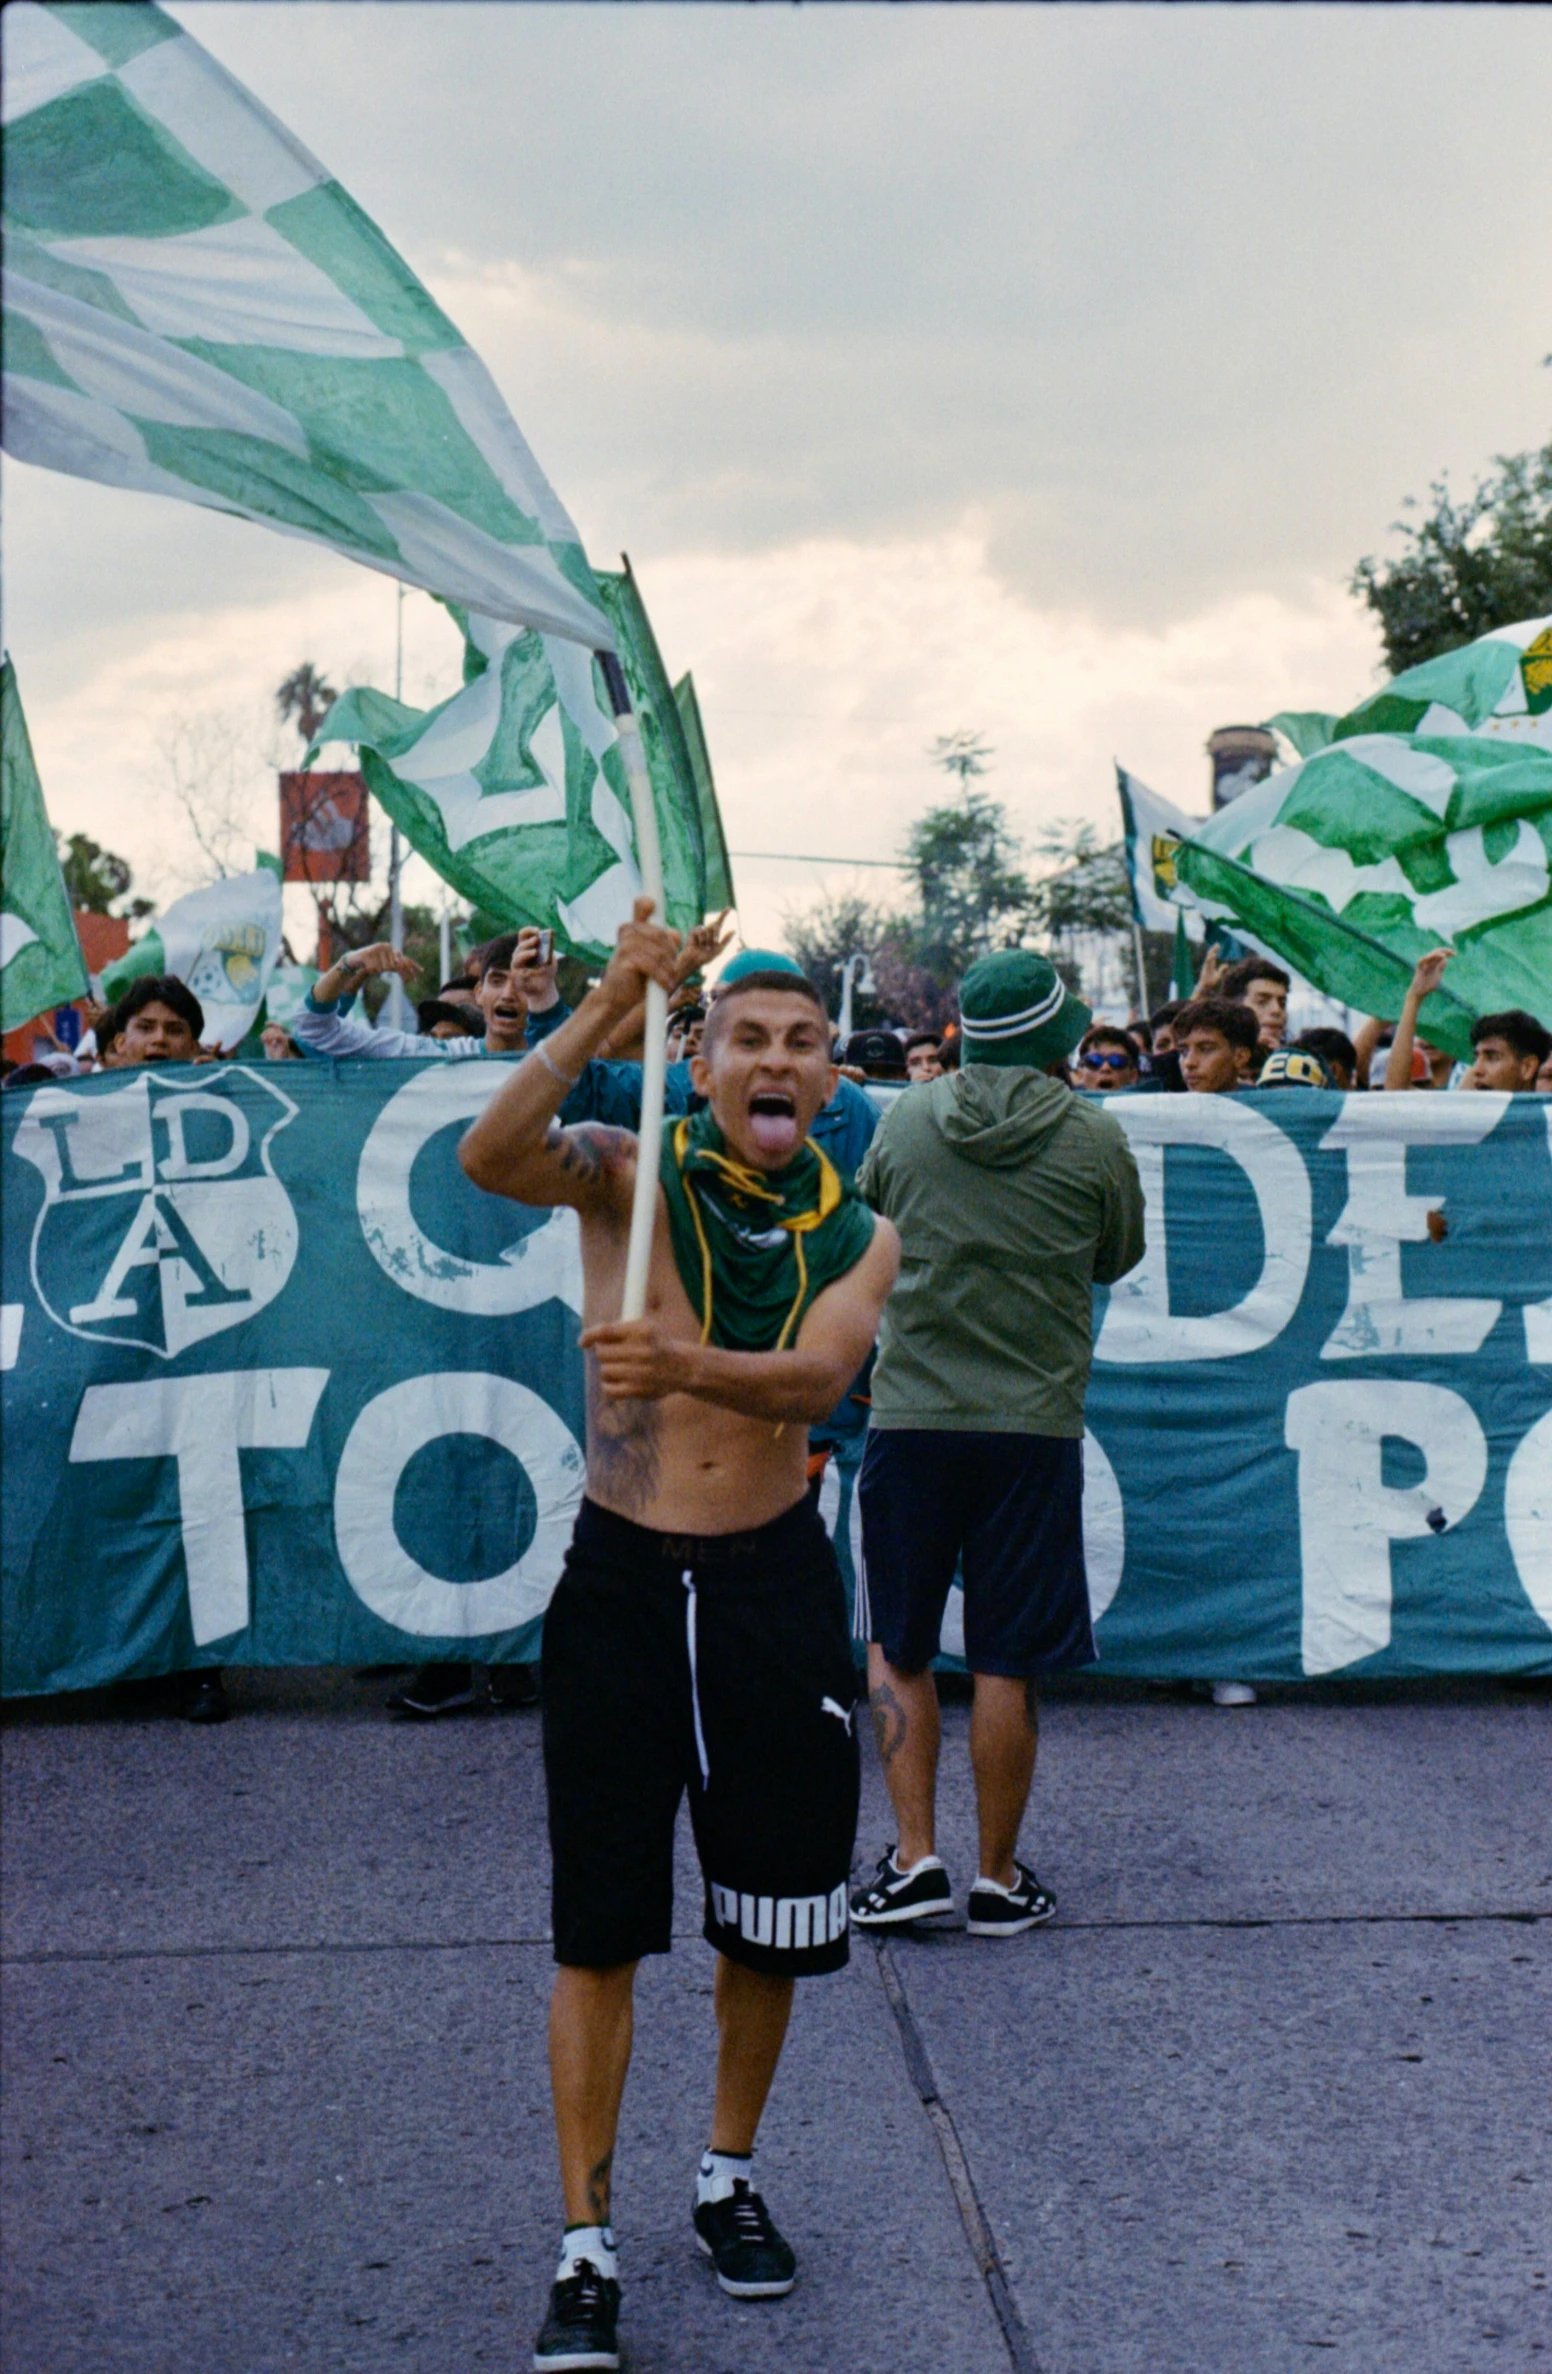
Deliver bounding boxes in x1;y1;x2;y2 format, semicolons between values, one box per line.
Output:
334;1372;584;1637
356;1066;582;1316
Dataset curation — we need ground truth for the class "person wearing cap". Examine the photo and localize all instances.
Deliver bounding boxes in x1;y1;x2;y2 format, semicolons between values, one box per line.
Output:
1256;1048;1333;1090
849;950;1145;1938
843;1029;908;1083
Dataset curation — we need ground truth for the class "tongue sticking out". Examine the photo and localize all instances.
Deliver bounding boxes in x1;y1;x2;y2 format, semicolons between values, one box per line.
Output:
748;1103;800;1160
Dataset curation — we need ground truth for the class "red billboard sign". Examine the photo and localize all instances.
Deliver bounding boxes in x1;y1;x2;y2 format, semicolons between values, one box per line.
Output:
279;771;370;884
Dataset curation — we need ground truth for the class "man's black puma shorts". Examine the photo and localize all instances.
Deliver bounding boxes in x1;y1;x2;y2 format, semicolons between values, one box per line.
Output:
542;1496;861;1977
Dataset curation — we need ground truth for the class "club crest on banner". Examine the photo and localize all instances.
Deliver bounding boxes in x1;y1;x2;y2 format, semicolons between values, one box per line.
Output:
13;1069;299;1360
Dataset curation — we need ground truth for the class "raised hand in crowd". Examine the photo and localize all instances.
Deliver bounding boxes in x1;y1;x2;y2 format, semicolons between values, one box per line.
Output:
314;941;419;1005
677;909;733;986
1384;946;1455;1093
1194;944;1229;996
596;908;729;1064
511;925;561;1013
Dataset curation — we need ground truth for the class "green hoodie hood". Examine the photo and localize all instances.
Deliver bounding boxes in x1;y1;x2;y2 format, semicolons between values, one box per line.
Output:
931;1063;1076;1168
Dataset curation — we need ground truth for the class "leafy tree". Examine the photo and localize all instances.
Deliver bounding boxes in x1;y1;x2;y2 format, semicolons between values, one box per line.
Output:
1351;438;1552;674
783;891;895;1025
55;832;154;920
902;787;1037;979
926;730;994;790
275;661;341;747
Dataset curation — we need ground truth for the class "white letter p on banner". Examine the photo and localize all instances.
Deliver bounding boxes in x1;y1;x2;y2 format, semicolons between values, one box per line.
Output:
1285;1382;1487;1676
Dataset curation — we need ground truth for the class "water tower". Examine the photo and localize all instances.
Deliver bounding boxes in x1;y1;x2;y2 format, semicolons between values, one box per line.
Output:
1206;724;1278;811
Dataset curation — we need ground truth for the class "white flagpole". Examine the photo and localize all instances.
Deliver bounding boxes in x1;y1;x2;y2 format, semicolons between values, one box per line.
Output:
599;654;667;1322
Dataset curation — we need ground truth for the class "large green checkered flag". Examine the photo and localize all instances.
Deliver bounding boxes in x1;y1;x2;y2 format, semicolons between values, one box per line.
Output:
1;1;611;649
1270;617;1552;758
1174;617;1552;1059
314;570;736;960
1;656;89;1033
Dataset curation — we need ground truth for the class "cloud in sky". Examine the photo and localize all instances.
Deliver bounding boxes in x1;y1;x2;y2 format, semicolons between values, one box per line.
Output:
3;1;1547;954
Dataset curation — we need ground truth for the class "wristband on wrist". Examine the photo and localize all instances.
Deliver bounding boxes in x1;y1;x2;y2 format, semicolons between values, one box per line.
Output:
535;1041;581;1090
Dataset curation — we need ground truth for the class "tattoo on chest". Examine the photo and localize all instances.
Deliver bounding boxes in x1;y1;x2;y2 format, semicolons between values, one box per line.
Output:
586;1353;661;1515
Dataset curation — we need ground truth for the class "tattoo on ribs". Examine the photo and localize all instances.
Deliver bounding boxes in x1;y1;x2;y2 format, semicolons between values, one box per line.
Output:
869;1681;907;1766
587;2151;613;2223
586;1353;661;1515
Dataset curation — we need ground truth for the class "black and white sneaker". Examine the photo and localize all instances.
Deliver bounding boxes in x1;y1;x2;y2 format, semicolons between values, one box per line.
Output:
694;2180;797;2298
849;1848;954;1928
533;2259;621;2370
966;1862;1057;1937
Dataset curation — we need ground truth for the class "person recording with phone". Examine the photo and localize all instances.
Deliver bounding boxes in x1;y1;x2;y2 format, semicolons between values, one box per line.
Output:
293;928;559;1061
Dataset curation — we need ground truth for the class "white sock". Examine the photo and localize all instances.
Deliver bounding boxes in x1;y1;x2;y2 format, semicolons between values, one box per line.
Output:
697;2148;752;2206
972;1874;1017;1896
557;2224;617;2283
893;1850;942;1876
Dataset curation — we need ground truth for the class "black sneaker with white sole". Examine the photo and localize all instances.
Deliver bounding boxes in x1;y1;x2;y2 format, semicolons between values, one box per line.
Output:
965;1861;1056;1936
533;2260;620;2370
693;2181;797;2298
387;1660;480;1718
849;1848;954;1928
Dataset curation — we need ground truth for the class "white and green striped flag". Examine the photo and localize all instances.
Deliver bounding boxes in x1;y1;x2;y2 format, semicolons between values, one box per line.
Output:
1174;618;1552;1059
314;570;735;961
1;655;90;1033
1271;617;1552;759
2;1;612;649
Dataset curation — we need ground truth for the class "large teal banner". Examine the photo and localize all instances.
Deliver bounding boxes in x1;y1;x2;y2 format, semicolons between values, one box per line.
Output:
3;1066;1550;1694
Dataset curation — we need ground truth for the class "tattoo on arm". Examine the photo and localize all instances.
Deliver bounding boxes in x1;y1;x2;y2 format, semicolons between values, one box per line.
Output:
586;1353;661;1517
586;2150;613;2224
546;1121;634;1186
869;1681;906;1766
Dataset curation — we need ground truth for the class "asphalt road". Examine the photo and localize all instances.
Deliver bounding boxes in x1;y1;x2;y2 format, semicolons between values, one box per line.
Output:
2;1669;1548;2373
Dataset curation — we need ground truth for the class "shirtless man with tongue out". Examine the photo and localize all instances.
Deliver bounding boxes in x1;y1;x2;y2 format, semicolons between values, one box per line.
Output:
460;904;899;2373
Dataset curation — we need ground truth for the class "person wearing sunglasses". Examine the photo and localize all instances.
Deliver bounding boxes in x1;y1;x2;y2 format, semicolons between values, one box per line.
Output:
1072;1025;1139;1092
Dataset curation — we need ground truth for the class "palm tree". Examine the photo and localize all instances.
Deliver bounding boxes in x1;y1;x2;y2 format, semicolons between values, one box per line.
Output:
275;662;340;747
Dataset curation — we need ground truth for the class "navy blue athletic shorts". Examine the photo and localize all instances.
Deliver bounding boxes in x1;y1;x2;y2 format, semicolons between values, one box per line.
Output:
543;1497;860;1977
856;1429;1095;1678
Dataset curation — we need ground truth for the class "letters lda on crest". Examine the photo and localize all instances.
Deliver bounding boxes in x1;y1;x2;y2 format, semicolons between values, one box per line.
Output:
14;1068;299;1360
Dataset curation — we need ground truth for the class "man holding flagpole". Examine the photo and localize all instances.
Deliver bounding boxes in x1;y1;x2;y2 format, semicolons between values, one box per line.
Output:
461;906;899;2372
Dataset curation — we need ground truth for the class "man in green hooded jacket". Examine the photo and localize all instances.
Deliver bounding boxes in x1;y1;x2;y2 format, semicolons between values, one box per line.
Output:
849;950;1145;1940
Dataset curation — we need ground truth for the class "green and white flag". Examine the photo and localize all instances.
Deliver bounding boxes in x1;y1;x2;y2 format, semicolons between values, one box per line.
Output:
2;2;611;649
674;672;736;916
1115;764;1206;940
100;866;284;1048
315;571;733;961
1175;619;1552;1059
1271;616;1552;758
261;964;320;1029
0;655;89;1033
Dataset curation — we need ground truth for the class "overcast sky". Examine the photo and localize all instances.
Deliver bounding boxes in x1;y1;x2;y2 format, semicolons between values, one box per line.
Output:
4;3;1549;959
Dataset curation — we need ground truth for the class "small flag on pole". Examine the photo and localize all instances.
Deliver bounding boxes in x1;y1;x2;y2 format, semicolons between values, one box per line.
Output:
1170;911;1195;1001
1;656;89;1034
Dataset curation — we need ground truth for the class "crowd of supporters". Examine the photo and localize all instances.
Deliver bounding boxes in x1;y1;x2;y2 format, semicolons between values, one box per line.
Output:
4;919;1547;1728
